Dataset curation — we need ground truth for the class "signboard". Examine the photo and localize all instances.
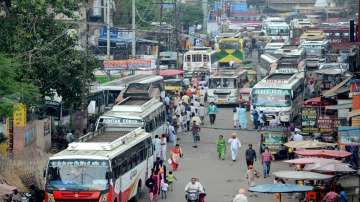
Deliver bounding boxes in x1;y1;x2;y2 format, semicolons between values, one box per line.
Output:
103;59;155;70
317;116;340;133
13;103;26;127
349;79;360;97
338;126;360;145
302;107;318;133
102;118;143;126
253;89;290;95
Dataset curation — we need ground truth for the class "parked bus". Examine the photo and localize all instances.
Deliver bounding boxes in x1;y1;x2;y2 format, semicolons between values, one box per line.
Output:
120;75;164;100
45;127;153;202
207;68;248;104
251;72;304;124
300;30;329;58
97;97;166;137
183;47;217;78
262;17;290;43
215;34;244;65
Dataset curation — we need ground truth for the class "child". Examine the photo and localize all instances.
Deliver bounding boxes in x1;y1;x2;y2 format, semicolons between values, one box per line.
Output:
166;171;177;192
246;165;256;187
160;179;169;199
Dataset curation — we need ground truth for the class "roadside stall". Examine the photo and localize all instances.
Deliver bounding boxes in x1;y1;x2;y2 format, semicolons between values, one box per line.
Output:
273;170;335;202
294;149;352;159
249;183;313;202
302;97;339;142
160;69;184;79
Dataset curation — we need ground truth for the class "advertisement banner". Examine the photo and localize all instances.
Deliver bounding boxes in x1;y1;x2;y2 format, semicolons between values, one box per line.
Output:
13;103;26;128
103;59;155;70
317;116;340;133
338;126;360;145
349;79;360;97
302;107;318;133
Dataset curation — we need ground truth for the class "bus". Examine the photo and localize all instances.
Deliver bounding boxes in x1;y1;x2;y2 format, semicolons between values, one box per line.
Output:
45;127;153;202
299;30;329;57
207;68;248;104
89;74;156;114
183;47;217;78
251;72;304;124
121;75;164;100
262;17;290;43
215;34;244;65
96;97;166;138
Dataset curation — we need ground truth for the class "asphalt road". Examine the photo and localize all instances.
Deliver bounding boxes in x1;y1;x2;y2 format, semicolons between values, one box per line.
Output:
140;108;298;202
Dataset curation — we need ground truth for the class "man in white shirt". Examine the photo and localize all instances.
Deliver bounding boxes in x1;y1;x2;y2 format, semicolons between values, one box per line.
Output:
228;133;242;162
185;177;205;193
153;135;161;158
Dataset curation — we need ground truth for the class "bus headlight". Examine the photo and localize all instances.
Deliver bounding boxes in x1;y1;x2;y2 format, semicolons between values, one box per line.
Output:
279;111;290;122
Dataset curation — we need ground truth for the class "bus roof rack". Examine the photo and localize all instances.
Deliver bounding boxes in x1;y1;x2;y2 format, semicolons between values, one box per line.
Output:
69;127;144;151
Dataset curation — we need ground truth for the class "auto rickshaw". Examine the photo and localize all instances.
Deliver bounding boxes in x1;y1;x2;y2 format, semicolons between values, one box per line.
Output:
261;128;288;160
164;79;184;95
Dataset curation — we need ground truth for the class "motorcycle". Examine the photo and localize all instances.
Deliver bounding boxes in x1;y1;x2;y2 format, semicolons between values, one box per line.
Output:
186;190;200;202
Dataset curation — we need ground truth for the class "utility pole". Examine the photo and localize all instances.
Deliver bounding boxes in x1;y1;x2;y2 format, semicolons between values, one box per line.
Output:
131;0;136;57
156;0;163;75
106;0;111;59
175;0;179;69
202;0;208;34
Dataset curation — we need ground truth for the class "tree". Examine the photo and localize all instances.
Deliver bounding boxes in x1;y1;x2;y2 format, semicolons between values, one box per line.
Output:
178;3;203;30
0;54;39;117
0;0;98;110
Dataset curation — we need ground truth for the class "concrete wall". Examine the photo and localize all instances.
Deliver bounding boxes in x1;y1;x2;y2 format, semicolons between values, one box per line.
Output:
13;118;52;158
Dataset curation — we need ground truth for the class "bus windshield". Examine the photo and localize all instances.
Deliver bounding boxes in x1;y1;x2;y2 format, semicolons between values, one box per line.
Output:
209;78;236;89
252;89;291;107
267;27;289;36
46;159;110;191
219;41;240;49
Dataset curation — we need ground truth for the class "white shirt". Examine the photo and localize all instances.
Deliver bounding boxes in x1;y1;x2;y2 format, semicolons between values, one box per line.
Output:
233;194;248;202
164;96;170;106
153;138;161;151
185;182;204;193
228;138;241;150
198;106;205;117
293;133;304;141
161;181;169;191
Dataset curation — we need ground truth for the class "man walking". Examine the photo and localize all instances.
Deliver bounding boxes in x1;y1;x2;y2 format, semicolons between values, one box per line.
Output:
191;120;201;148
245;144;257;168
228;133;241;162
261;147;273;178
153;135;161;159
207;102;218;125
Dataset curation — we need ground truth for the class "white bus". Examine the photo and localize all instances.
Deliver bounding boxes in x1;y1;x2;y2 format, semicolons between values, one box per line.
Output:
45;128;153;202
121;75;164;99
96;97;166;138
251;72;304;124
300;30;329;57
183;47;217;78
207;68;248;104
262;18;290;43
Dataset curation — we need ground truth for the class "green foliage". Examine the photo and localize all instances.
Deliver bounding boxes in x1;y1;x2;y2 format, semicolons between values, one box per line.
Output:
0;0;98;110
178;2;203;27
0;55;39;117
